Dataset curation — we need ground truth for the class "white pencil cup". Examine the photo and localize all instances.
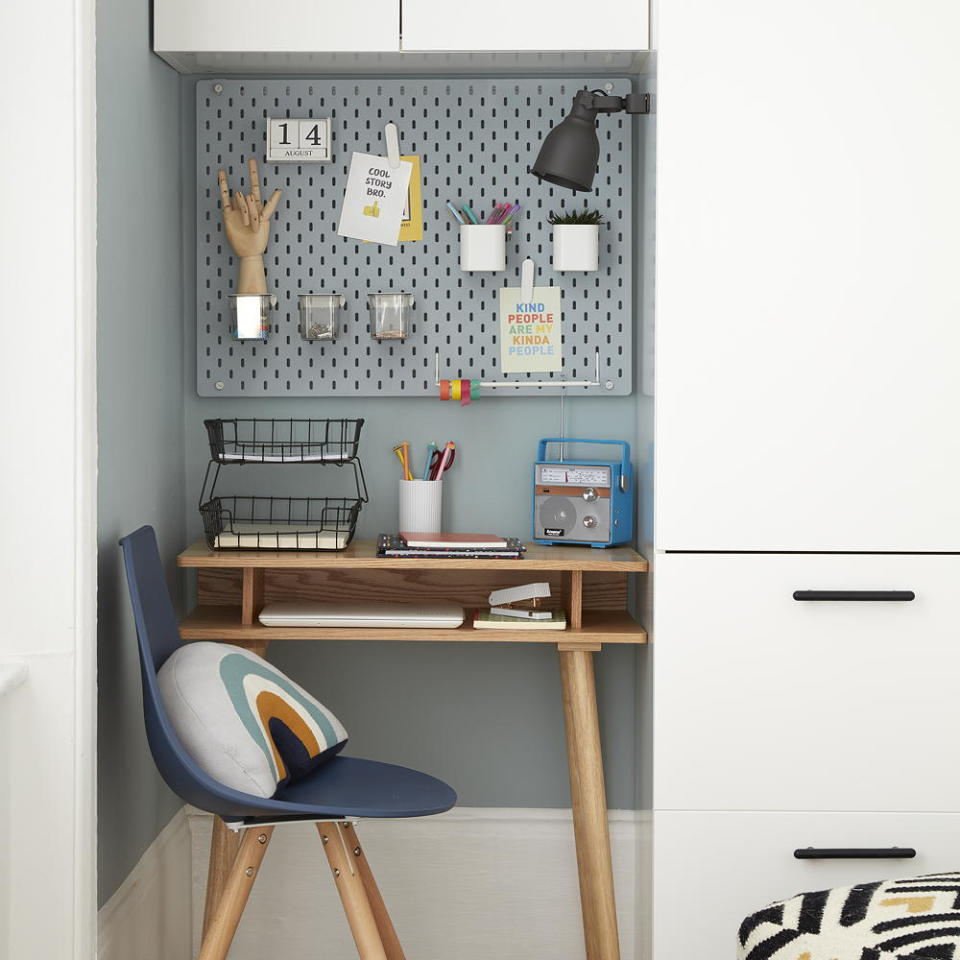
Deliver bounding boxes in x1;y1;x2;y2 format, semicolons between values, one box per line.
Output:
399;479;443;534
460;224;506;271
552;224;600;271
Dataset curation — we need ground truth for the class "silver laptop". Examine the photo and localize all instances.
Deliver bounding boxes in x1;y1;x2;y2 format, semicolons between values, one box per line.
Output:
258;600;465;629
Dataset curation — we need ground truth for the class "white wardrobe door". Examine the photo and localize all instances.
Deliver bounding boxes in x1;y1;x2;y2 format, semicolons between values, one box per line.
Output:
654;810;960;960
655;0;960;551
654;552;960;812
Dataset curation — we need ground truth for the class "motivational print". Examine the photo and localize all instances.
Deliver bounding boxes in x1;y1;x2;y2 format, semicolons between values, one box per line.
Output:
499;286;563;373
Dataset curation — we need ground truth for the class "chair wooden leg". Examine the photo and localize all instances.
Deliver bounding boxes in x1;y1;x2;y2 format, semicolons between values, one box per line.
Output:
197;826;274;960
203;643;272;936
318;822;389;960
339;822;406;960
202;817;242;938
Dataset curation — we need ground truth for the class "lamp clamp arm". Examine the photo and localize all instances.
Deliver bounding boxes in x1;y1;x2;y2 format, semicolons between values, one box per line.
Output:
581;91;652;115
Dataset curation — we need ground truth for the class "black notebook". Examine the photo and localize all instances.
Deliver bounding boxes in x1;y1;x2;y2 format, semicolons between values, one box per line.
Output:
377;534;525;559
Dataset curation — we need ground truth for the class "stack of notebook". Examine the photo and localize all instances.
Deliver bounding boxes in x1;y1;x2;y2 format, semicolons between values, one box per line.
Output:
377;532;525;559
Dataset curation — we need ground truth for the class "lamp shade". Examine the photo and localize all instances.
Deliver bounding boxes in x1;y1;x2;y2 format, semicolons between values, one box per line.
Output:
531;92;601;192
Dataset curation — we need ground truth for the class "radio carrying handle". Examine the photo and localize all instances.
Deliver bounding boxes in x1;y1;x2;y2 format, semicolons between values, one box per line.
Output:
537;438;632;493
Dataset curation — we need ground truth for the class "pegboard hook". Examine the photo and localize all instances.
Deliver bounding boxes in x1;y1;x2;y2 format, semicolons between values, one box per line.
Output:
384;122;401;169
521;258;536;303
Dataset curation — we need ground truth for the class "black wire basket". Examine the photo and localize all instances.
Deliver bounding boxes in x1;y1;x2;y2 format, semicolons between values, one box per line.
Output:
200;495;363;551
205;418;364;464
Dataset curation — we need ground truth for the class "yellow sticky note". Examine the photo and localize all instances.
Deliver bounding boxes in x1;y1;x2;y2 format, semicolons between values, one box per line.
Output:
398;155;423;242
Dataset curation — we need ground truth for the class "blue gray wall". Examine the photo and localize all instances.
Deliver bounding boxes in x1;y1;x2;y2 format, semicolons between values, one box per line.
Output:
96;0;186;906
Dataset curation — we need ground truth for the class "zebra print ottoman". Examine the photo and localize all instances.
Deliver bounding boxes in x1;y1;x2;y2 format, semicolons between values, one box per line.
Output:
738;872;960;959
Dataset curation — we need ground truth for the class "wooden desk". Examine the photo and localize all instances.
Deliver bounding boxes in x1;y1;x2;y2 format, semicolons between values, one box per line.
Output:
178;539;648;960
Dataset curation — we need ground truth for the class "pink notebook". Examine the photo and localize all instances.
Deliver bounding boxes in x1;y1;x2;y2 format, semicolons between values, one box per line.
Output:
399;532;509;549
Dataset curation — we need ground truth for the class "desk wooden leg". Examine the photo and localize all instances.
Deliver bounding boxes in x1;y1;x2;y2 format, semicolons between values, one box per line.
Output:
559;647;620;960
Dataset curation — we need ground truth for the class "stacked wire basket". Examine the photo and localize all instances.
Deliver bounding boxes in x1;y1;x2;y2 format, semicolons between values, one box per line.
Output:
199;418;368;551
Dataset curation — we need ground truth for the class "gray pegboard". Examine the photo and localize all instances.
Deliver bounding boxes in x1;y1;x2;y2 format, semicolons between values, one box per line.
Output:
196;78;633;397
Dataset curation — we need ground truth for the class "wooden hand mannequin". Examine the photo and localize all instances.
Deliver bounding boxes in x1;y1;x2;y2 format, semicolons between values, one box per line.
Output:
217;157;282;295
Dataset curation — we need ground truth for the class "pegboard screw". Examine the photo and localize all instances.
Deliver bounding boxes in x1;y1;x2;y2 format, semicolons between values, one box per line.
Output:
214;381;225;391
604;380;615;391
213;82;224;95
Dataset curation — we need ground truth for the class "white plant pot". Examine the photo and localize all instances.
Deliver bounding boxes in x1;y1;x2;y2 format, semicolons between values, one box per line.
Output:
460;224;506;271
552;224;600;271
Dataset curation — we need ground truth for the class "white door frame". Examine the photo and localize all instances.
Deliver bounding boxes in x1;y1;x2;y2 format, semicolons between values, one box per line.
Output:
74;0;99;950
0;0;97;955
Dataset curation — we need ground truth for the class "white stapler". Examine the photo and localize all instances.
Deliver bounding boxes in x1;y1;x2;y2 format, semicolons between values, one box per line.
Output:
487;582;553;620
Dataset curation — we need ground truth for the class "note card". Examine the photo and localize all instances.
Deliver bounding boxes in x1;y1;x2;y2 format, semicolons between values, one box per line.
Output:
337;152;413;246
498;287;563;373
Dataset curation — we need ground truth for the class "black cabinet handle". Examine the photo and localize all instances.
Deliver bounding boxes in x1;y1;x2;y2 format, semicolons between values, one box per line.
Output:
794;847;917;860
793;590;915;602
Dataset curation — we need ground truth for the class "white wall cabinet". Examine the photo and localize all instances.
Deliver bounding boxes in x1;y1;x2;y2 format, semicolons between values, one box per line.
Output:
155;0;400;57
401;0;648;51
154;0;648;72
654;552;960;813
654;810;960;960
656;0;960;552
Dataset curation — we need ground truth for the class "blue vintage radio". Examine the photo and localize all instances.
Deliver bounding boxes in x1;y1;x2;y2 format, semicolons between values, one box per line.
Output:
532;438;633;547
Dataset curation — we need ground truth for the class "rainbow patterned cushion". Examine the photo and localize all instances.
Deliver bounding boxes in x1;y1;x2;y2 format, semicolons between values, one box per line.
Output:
158;641;348;798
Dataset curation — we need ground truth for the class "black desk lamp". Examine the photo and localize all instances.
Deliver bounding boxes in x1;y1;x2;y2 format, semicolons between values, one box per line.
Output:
531;88;652;192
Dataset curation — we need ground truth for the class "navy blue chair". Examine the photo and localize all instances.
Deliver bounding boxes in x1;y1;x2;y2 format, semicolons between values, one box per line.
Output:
120;525;456;960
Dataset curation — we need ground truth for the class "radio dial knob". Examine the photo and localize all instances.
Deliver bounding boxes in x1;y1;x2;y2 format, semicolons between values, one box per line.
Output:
583;515;598;529
582;487;598;502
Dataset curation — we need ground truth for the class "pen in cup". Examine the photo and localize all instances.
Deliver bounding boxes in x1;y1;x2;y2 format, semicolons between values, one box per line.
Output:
393;442;413;481
422;442;438;480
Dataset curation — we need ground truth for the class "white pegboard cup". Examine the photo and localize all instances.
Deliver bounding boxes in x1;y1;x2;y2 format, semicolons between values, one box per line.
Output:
459;224;506;272
552;224;600;271
369;293;414;340
229;294;275;342
399;479;442;533
299;294;345;341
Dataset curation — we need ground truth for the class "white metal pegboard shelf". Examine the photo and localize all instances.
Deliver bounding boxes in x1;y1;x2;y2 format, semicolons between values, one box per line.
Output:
196;77;633;397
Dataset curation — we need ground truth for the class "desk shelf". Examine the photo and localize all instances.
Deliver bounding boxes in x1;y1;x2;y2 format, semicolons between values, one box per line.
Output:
180;606;647;645
177;538;648;650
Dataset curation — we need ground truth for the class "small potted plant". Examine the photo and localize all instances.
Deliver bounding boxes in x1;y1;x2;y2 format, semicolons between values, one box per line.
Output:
548;208;604;271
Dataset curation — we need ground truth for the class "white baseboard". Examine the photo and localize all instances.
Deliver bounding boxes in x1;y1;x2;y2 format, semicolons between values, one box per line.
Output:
98;807;193;960
187;806;650;960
